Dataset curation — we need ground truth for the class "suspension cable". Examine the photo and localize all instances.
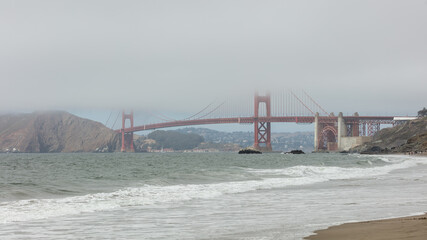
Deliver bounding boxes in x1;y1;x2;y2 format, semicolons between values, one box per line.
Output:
183;101;216;120
111;111;121;129
147;111;176;122
302;90;329;116
104;111;113;127
289;90;315;116
196;101;226;119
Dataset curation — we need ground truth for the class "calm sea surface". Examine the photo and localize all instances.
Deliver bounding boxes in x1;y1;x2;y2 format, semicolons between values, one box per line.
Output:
1;153;427;239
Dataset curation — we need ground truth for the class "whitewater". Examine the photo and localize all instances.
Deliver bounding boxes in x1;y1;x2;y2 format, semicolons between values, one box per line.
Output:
1;153;427;239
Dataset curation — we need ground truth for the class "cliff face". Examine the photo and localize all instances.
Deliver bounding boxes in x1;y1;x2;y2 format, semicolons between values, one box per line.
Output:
0;111;121;153
351;117;427;154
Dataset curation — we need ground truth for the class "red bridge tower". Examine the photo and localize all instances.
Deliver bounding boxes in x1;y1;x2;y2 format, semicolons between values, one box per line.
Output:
121;111;135;152
254;91;272;151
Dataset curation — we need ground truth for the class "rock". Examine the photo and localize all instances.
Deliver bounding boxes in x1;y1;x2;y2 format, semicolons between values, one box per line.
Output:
351;117;427;154
238;147;262;154
360;146;389;154
284;150;305;154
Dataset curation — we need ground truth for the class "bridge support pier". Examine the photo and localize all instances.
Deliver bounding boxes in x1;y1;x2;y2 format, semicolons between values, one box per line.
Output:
254;92;272;152
121;111;135;152
352;112;360;137
314;112;319;150
337;112;346;149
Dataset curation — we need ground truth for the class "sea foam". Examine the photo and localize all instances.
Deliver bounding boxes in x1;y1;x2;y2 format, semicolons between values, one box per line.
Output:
1;155;426;224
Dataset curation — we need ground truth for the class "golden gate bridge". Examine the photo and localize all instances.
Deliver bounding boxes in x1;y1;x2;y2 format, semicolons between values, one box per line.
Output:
114;90;413;152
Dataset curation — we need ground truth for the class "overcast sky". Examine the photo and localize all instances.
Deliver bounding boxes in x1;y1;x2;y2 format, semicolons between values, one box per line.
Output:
1;0;426;121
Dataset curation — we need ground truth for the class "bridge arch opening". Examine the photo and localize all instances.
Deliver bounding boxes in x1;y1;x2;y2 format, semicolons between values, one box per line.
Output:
318;125;338;151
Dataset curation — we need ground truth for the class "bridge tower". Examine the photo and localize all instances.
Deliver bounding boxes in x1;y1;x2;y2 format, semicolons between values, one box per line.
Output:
254;91;272;151
121;110;135;152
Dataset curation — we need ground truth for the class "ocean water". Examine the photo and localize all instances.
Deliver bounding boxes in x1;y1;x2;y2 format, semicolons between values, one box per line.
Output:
1;153;427;240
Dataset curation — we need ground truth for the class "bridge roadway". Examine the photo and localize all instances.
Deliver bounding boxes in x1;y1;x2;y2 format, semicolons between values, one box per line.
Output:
118;116;396;133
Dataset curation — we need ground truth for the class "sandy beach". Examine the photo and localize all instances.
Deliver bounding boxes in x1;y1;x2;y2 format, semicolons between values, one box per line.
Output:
305;213;427;240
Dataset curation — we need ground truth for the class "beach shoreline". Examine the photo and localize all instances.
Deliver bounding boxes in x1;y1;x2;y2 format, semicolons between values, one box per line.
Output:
305;213;427;240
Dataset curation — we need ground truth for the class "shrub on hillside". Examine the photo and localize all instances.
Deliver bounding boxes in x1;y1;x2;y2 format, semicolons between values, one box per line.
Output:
147;130;204;150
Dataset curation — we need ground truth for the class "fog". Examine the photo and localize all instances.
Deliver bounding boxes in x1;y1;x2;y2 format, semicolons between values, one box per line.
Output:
1;0;426;119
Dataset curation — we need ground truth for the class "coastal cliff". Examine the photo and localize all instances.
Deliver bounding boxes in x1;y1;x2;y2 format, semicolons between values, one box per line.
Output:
0;111;120;153
351;117;427;154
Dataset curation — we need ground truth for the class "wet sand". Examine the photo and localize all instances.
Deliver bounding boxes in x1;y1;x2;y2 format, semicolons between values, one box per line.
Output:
305;213;427;240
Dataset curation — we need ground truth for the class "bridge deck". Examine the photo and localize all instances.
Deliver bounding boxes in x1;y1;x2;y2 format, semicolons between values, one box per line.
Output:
117;116;397;133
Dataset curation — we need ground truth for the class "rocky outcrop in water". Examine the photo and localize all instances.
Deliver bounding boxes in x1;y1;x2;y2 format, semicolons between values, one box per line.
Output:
284;150;305;154
238;147;262;154
0;111;121;153
350;117;427;154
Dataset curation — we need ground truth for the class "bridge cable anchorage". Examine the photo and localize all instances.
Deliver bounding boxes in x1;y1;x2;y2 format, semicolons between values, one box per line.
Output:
195;101;226;119
289;90;315;116
183;100;216;120
111;111;121;130
302;90;329;116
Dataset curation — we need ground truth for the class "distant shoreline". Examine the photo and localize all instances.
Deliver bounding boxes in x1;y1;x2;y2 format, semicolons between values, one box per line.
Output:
305;213;427;240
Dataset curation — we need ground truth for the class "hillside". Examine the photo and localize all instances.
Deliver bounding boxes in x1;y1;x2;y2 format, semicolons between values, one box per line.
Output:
132;130;240;152
351;117;427;154
0;111;120;153
147;130;204;150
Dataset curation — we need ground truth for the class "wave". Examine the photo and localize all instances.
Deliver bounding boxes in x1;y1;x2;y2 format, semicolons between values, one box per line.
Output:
1;155;426;224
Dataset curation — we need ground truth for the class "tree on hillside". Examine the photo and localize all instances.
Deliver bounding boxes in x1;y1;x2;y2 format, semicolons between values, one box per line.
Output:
147;130;204;150
418;107;427;117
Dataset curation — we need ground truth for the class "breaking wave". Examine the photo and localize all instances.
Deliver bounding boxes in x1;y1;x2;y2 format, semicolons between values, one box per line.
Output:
1;155;426;223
